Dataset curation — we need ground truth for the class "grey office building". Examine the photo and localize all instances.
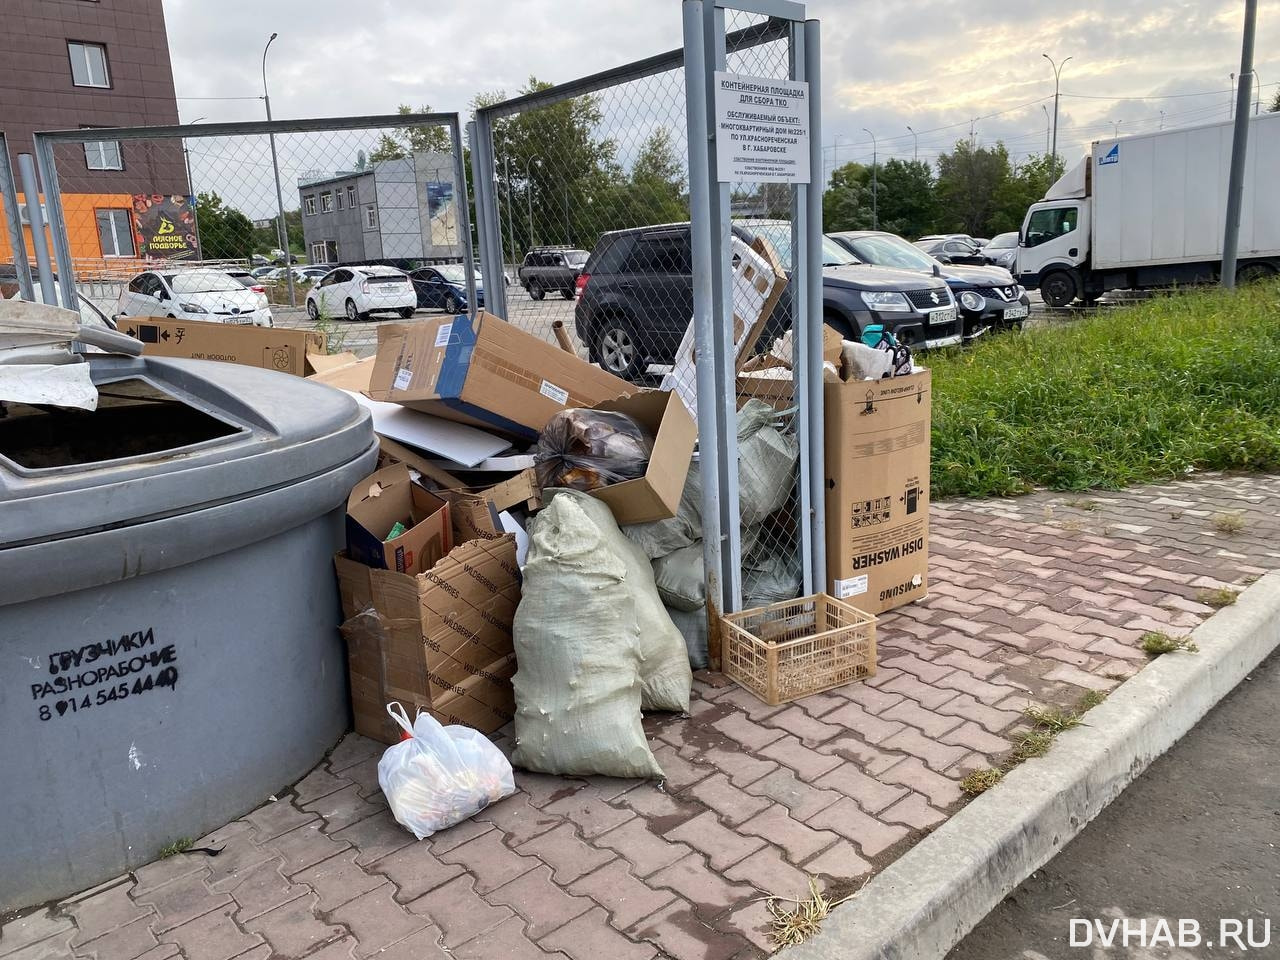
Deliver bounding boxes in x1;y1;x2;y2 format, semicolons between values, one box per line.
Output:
298;152;460;265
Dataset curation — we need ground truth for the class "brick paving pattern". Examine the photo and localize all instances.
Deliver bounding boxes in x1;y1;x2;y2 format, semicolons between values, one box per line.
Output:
6;473;1279;960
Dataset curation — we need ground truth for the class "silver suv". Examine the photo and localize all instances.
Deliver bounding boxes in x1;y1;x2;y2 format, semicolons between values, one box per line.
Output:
517;247;589;300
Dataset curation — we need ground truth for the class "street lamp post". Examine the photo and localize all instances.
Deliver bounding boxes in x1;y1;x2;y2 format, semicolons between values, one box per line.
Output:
906;125;918;162
503;156;516;275
1160;109;1166;130
1043;53;1073;176
1254;72;1262;115
1112;119;1122;137
1041;104;1051;155
183;117;206;261
262;32;295;307
525;157;541;248
862;127;877;230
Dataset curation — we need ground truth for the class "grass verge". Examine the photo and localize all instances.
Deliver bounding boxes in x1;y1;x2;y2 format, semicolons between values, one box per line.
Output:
929;281;1280;499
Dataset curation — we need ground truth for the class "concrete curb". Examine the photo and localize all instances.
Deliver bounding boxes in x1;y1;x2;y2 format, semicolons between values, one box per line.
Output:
789;571;1280;960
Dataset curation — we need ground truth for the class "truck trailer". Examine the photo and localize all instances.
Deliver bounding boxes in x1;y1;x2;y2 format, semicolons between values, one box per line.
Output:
1017;111;1280;307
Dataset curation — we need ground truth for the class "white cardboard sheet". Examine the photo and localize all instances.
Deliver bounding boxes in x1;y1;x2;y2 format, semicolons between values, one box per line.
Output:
345;391;509;468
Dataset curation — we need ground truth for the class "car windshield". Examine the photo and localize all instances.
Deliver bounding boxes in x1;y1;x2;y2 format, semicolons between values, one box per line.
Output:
744;222;854;266
844;235;936;272
435;264;482;284
987;232;1018;250
165;272;243;294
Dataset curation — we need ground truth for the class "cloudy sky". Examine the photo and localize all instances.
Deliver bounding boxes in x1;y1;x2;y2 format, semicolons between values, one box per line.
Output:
165;0;1279;185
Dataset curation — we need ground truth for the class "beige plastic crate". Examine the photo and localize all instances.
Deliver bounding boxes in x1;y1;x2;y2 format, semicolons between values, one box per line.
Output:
721;593;877;706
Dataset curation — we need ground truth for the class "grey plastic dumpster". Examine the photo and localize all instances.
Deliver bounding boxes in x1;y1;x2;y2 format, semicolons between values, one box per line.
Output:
0;354;378;910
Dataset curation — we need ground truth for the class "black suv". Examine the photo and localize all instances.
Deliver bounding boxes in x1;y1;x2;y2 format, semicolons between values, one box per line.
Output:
830;231;1031;338
574;220;958;380
517;247;589;300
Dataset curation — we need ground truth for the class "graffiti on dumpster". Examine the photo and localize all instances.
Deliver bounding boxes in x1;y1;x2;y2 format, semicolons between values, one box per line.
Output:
30;627;179;722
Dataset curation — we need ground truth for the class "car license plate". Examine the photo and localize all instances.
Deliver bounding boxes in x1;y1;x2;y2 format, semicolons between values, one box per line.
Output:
929;307;957;324
228;316;254;325
1004;304;1029;320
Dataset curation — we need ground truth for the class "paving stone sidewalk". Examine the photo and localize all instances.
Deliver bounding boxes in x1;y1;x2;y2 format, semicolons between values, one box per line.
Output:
7;473;1280;960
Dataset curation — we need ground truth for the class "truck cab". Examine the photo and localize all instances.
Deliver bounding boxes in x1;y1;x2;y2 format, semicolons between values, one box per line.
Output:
1018;199;1091;307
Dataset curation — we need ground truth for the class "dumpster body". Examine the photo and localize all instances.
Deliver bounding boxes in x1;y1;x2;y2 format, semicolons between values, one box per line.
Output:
0;355;377;910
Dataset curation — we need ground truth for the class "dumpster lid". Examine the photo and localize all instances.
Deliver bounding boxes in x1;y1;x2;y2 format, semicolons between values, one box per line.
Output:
0;354;373;549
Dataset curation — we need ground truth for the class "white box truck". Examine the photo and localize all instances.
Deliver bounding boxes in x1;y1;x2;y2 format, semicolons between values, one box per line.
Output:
1017;111;1280;307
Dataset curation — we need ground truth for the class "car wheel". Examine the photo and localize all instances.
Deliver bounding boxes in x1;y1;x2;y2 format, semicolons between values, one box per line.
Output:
822;310;859;343
561;287;575;300
594;320;644;380
399;307;416;319
1040;271;1079;309
1236;262;1276;285
528;280;545;301
444;292;460;314
345;298;361;321
306;299;319;321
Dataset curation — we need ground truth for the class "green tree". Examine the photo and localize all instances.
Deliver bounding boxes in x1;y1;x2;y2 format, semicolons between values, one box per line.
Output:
934;140;1013;236
872;158;937;237
252;209;303;256
369;105;452;162
992;153;1057;234
195;192;256;260
823;162;873;231
1270;89;1280;112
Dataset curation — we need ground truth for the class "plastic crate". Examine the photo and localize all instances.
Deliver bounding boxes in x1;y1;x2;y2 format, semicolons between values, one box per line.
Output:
721;594;877;706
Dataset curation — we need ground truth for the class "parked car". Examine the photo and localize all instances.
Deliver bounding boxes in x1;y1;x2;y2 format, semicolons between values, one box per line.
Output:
829;230;1031;337
224;269;271;311
983;232;1019;271
249;265;276;279
305;266;416;321
914;236;988;265
409;264;484;314
574;219;957;380
261;266;313;285
116;269;274;327
518;247;589;300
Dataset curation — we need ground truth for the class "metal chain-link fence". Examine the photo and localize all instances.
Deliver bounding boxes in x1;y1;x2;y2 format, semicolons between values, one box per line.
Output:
473;12;813;621
30;114;472;357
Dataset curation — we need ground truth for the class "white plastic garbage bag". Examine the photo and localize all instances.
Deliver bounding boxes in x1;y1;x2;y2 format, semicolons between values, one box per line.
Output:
377;702;516;840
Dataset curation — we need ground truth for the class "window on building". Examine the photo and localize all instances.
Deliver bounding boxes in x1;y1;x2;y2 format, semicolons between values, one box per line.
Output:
347;186;356;208
96;208;134;257
335;190;344;211
304;195;316;216
365;205;377;229
320;192;333;213
310;242;327;264
83;139;123;171
68;42;111;88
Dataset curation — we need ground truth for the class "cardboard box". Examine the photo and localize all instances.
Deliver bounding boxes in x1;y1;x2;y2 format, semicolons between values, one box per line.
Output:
824;369;930;615
125;316;325;376
335;535;521;742
580;390;697;526
307;351;374;390
367;312;631;440
345;463;451;577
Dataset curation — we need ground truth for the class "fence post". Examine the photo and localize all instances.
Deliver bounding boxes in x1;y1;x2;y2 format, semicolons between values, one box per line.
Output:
17;154;58;307
469;115;507;321
31;138;77;310
0;134;35;301
804;17;826;592
789;21;814;595
449;115;477;327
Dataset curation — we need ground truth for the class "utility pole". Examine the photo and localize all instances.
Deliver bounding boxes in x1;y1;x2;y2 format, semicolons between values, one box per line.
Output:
1112;119;1122;137
862;127;877;230
1160;109;1166;130
503;156;516;272
1041;104;1051;155
1223;0;1258;289
183;117;206;261
1230;73;1236;118
1254;72;1262;114
1043;53;1073;177
262;32;295;307
906;125;917;162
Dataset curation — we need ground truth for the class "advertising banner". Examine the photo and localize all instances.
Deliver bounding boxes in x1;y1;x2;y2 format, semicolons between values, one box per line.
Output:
132;194;198;261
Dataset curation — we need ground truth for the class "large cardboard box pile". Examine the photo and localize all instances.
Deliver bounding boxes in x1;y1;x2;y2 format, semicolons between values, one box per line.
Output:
824;369;930;615
368;312;632;440
126;316;325;376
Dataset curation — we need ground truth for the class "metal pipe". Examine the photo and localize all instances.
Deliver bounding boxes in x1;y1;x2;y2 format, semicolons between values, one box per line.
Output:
184;117;206;261
683;0;727;659
450;116;478;325
262;32;295;307
1222;0;1258;289
790;21;813;595
0;136;35;301
32;138;77;311
471;115;507;320
16;154;57;306
805;16;826;596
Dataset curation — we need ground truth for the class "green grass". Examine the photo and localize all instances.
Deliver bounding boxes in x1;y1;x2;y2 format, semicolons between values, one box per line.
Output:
1196;587;1239;608
960;768;1004;796
1140;631;1199;655
157;837;192;859
929;282;1280;499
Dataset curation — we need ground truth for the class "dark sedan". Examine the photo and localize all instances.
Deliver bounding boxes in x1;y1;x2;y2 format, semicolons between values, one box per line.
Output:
409;264;485;314
831;231;1031;337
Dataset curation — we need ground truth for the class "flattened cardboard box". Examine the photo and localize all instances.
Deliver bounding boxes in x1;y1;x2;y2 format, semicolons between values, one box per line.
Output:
127;316;325;376
367;312;631;440
335;534;521;743
824;369;930;615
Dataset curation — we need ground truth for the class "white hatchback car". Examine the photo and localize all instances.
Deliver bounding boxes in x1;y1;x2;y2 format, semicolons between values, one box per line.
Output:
116;269;274;327
306;266;417;322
